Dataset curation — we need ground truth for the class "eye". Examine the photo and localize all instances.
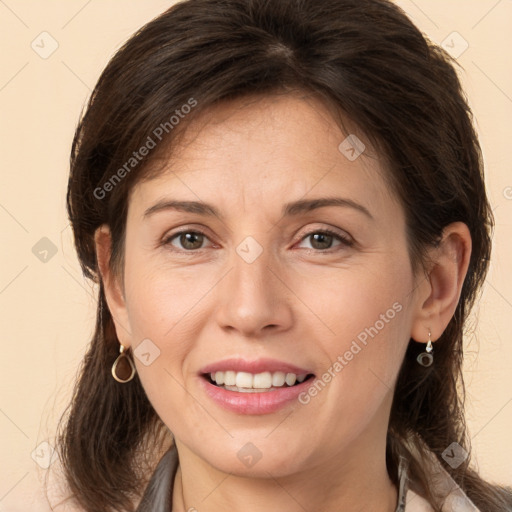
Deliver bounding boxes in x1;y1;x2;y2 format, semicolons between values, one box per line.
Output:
163;230;213;251
297;229;353;251
162;228;353;253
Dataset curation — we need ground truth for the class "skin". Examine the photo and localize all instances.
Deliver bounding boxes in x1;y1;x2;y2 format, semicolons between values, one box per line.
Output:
96;93;471;512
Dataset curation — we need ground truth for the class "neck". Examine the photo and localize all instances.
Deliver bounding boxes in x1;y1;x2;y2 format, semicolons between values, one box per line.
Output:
172;432;398;512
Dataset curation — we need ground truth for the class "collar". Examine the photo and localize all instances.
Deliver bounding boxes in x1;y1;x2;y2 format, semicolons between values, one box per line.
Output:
135;445;479;511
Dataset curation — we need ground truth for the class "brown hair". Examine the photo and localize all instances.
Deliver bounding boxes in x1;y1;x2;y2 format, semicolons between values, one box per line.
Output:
57;0;512;510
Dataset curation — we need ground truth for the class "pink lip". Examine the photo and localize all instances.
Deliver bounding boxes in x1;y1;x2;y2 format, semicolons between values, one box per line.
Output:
198;358;316;415
199;374;315;415
199;357;312;375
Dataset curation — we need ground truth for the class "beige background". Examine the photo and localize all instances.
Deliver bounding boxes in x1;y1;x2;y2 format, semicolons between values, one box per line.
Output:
0;0;511;508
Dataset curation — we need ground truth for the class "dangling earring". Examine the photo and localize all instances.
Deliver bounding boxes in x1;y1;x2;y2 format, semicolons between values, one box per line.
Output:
416;329;434;367
111;344;136;383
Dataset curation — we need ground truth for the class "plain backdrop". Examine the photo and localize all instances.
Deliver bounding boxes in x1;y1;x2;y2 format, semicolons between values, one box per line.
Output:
0;0;511;508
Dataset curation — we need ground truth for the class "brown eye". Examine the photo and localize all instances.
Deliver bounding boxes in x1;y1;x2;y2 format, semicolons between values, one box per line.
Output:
165;231;209;251
298;229;353;252
309;232;334;250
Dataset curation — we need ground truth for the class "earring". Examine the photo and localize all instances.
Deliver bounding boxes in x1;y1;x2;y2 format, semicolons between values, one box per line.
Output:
111;344;136;383
416;329;434;367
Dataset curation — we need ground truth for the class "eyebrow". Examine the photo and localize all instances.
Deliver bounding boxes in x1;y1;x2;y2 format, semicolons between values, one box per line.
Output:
283;197;373;220
143;197;373;220
144;200;223;219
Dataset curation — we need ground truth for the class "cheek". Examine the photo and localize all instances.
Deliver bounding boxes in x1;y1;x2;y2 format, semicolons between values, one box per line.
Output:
123;257;216;340
121;265;201;403
297;257;409;343
295;281;411;448
122;258;234;413
295;255;412;393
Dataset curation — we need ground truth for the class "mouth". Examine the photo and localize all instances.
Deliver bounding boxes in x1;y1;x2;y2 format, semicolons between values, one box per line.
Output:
198;358;317;414
202;371;316;393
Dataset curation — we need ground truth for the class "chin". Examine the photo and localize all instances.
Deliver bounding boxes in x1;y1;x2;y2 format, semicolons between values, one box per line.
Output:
195;436;310;478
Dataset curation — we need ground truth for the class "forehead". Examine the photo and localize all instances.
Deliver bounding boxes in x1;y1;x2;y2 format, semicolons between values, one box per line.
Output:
130;93;401;223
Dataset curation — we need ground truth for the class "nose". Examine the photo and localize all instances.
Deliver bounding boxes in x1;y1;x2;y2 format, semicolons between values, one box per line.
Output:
214;244;294;338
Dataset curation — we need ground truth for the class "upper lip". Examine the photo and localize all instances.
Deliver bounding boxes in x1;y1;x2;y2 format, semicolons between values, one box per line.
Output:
199;358;314;376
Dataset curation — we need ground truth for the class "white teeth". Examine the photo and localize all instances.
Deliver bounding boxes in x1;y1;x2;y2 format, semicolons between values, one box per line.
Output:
253;371;272;388
208;370;310;389
224;371;236;386
272;371;286;386
285;373;297;386
235;372;253;388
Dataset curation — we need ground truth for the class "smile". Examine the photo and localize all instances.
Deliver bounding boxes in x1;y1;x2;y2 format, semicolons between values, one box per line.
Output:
198;358;317;414
205;370;314;391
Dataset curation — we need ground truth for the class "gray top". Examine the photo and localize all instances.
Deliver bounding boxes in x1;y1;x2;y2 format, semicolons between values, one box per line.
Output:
136;447;410;511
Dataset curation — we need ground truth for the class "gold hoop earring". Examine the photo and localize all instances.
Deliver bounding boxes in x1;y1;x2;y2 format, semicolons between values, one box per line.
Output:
416;329;434;367
111;344;136;383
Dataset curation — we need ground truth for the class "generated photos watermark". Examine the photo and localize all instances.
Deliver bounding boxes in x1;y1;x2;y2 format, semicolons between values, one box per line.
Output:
93;98;198;200
298;301;403;404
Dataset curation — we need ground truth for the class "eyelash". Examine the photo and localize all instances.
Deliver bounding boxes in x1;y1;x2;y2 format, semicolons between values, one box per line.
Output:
162;228;354;254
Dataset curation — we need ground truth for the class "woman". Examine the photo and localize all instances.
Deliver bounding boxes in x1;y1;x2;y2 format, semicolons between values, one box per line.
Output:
56;0;512;510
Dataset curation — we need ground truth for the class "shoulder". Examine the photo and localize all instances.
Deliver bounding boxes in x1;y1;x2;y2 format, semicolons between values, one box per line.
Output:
405;488;435;512
403;441;481;512
136;447;179;511
405;486;480;512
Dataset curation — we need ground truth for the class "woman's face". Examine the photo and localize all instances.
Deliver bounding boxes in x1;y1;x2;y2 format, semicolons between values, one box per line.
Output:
108;94;424;477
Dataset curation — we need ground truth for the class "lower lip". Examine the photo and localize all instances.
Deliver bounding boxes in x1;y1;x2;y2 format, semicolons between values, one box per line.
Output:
199;376;315;415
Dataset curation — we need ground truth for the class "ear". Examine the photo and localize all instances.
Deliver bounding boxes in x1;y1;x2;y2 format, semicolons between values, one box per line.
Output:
410;222;472;344
94;225;133;348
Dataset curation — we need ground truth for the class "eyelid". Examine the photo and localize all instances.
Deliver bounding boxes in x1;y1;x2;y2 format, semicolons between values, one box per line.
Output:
294;226;354;250
161;226;216;251
162;224;354;254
